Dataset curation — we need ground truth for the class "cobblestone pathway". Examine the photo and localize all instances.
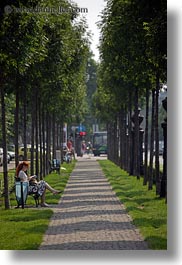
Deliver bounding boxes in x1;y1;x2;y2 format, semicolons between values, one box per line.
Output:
39;157;148;250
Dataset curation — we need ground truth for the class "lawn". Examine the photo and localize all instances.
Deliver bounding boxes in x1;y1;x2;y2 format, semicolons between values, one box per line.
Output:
0;161;75;250
98;159;167;250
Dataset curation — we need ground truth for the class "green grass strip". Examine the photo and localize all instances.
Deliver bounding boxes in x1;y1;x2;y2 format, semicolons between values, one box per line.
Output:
0;209;52;250
98;159;167;250
0;161;76;250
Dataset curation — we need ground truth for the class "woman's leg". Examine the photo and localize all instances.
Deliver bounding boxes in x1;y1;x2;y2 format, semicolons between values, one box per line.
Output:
40;190;49;207
41;189;46;204
44;182;60;194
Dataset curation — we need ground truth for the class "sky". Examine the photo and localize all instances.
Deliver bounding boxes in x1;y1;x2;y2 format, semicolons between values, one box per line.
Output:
71;0;107;61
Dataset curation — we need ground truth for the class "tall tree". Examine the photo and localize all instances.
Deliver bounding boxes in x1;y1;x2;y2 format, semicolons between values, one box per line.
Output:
94;0;167;192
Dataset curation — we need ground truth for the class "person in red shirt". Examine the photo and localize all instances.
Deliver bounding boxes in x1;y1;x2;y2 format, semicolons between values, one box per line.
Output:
67;138;75;159
67;139;73;151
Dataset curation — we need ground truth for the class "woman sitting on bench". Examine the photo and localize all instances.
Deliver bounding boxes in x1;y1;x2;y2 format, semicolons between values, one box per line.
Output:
16;161;61;207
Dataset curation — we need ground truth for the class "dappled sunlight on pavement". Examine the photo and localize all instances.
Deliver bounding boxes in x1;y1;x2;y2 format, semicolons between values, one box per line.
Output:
39;157;148;250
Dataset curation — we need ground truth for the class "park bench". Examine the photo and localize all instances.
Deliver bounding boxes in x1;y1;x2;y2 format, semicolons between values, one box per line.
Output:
63;151;72;163
49;159;61;174
15;178;39;208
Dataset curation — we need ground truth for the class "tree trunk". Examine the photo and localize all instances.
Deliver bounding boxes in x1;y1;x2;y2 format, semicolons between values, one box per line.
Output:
128;91;133;175
15;83;20;168
119;110;123;168
120;109;126;170
123;109;127;171
160;98;167;199
111;121;115;163
148;88;155;190
107;123;111;160
39;101;43;180
52;113;56;159
46;112;51;174
113;117;118;165
133;87;140;179
42;107;46;178
155;73;160;194
56;123;60;149
1;86;10;209
60;121;64;163
143;86;149;185
35;91;39;177
23;87;27;160
30;90;35;175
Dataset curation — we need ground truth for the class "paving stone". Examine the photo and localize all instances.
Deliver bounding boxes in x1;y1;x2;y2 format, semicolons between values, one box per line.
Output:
39;157;148;250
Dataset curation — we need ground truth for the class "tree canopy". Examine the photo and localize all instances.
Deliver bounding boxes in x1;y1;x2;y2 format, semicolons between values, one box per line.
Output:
93;0;167;119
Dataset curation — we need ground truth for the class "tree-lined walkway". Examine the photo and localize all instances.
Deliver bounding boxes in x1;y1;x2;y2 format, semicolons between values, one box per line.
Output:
39;157;148;250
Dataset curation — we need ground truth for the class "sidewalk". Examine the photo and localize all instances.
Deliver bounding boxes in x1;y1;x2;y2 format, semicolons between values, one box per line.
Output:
39;156;148;250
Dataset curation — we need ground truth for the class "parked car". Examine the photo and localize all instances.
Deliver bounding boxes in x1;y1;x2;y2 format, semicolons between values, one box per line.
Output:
7;150;15;160
0;148;10;166
7;153;10;163
18;145;40;160
7;144;15;161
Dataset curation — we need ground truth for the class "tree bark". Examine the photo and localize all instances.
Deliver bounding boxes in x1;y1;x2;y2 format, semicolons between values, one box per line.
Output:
30;89;35;175
148;88;155;190
133;87;140;179
39;101;43;180
15;82;20;168
143;86;149;185
123;108;127;171
155;73;160;194
35;91;39;177
23;87;27;160
42;107;46;178
46;112;51;174
1;86;10;209
119;110;123;168
52;113;56;159
128;91;133;175
113;117;118;165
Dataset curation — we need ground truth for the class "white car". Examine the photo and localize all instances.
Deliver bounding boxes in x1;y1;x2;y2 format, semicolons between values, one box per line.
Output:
7;150;15;160
7;144;15;160
0;148;10;166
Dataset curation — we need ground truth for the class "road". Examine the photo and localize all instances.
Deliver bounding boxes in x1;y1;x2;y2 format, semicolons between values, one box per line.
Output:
0;160;16;173
0;153;163;173
0;155;107;173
